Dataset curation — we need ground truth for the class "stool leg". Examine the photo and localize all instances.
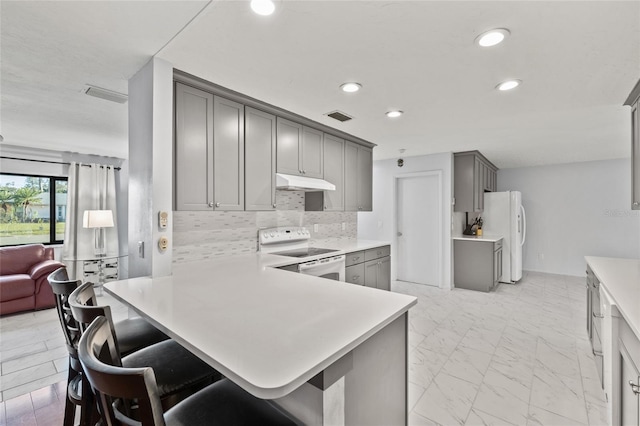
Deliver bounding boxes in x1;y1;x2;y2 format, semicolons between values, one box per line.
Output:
63;361;77;426
79;374;97;426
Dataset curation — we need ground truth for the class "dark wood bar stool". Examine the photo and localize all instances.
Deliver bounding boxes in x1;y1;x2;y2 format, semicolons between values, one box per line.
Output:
69;281;221;410
79;316;300;425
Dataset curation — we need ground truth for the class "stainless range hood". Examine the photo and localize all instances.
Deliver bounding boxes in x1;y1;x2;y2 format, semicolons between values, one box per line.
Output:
276;173;336;192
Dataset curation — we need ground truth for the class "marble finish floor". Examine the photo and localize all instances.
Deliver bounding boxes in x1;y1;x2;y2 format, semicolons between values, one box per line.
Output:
397;271;607;425
0;271;607;425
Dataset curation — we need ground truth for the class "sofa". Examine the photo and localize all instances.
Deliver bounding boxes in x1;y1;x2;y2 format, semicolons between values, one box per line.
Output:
0;244;65;315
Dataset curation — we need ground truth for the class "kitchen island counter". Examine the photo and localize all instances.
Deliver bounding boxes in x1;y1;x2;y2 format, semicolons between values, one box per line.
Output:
452;234;503;243
105;251;416;424
585;256;640;339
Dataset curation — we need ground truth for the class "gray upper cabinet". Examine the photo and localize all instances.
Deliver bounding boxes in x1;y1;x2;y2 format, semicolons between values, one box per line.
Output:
174;83;244;211
213;96;244;211
301;126;324;178
321;134;344;211
276;117;323;178
175;83;214;211
345;141;373;212
245;107;276;211
454;151;498;212
276;117;302;176
625;79;640;210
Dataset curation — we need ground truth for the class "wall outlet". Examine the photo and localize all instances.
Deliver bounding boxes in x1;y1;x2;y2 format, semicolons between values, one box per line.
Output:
341;222;346;231
313;223;319;233
538;253;544;261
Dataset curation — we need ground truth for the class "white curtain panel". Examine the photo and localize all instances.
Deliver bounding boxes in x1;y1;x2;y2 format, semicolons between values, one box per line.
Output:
63;162;119;279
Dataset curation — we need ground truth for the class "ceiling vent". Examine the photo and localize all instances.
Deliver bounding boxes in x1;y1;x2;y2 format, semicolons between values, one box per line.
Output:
325;110;353;122
84;85;128;104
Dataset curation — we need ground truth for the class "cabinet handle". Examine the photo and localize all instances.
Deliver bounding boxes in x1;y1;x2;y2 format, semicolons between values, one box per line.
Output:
592;312;604;319
634;202;639;207
592;349;603;357
208;202;214;207
215;202;221;207
353;256;360;261
352;275;360;280
630;381;640;395
273;203;277;208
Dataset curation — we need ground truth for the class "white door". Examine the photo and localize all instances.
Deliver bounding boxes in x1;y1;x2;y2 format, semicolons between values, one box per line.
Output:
396;174;440;286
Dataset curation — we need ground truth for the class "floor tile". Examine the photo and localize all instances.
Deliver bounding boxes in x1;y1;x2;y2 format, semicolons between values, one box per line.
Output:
472;368;530;425
465;407;517;425
440;345;492;385
529;363;589;424
413;372;479;426
526;404;587;425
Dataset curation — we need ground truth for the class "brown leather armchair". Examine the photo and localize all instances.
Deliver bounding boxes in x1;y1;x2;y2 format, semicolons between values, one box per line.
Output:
0;244;65;315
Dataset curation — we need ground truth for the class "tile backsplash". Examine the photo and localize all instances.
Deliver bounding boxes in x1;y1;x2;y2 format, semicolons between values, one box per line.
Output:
173;191;357;263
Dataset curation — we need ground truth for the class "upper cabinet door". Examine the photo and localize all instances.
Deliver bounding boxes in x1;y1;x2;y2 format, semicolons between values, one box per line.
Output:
357;146;373;211
301;126;323;178
276;117;303;176
213;96;244;211
175;83;214;211
344;142;359;211
323;134;344;211
245;107;276;211
632;102;640;210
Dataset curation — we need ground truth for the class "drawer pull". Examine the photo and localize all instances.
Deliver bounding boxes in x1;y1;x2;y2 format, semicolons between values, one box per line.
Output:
592;349;603;357
592;312;604;319
352;275;360;280
630;381;640;395
353;256;360;261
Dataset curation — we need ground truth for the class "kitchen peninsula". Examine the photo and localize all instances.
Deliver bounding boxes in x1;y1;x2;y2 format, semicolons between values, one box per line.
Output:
105;251;417;425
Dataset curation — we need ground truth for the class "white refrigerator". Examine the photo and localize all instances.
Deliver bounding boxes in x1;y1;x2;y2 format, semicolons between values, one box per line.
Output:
483;191;526;283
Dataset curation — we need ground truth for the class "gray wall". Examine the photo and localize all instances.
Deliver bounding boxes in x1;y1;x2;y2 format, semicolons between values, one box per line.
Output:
498;158;640;276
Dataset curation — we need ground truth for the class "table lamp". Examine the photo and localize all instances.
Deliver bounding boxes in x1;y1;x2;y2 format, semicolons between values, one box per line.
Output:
83;210;114;256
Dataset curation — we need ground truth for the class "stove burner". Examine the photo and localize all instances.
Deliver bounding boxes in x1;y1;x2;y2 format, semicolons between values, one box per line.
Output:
272;248;339;258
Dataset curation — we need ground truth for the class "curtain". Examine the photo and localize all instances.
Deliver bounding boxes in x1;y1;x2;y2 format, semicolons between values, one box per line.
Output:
63;162;119;279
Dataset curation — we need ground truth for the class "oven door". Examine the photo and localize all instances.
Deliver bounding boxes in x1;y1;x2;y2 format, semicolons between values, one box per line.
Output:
298;255;345;281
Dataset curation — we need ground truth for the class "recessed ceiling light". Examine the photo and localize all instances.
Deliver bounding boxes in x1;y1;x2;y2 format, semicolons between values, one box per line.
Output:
251;0;275;16
340;82;362;93
496;80;521;91
475;28;510;47
386;110;403;118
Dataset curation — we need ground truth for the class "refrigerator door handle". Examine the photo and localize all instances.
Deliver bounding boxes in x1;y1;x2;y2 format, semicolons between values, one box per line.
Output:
520;204;527;246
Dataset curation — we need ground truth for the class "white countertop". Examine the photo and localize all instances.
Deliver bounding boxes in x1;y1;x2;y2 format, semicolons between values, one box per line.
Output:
263;238;391;267
452;234;503;243
105;245;415;400
585;256;640;339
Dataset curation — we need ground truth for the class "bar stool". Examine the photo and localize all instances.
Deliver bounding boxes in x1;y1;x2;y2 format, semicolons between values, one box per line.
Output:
79;316;300;425
49;268;172;425
69;282;221;410
47;267;96;426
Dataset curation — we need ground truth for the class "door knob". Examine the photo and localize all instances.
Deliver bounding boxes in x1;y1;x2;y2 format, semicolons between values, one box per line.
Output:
215;202;221;207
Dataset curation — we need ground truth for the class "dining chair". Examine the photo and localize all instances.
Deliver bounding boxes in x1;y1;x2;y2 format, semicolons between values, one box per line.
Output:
79;315;300;425
47;267;97;426
69;281;221;410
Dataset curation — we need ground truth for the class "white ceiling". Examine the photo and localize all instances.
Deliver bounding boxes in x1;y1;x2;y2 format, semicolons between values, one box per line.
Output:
2;1;639;169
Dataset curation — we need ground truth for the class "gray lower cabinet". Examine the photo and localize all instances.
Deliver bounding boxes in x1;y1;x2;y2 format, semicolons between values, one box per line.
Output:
345;246;390;291
245;107;276;211
454;239;502;292
345;142;373;212
276;118;323;178
625;79;640;210
174;83;244;211
619;317;640;426
345;263;365;286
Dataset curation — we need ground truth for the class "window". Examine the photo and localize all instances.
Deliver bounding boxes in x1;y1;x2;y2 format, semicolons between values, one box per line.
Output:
0;174;68;246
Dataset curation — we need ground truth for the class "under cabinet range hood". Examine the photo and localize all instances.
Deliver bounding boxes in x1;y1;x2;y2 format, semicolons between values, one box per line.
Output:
276;173;336;192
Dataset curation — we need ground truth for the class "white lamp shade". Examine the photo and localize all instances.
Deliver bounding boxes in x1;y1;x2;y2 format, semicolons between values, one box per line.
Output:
83;210;114;228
